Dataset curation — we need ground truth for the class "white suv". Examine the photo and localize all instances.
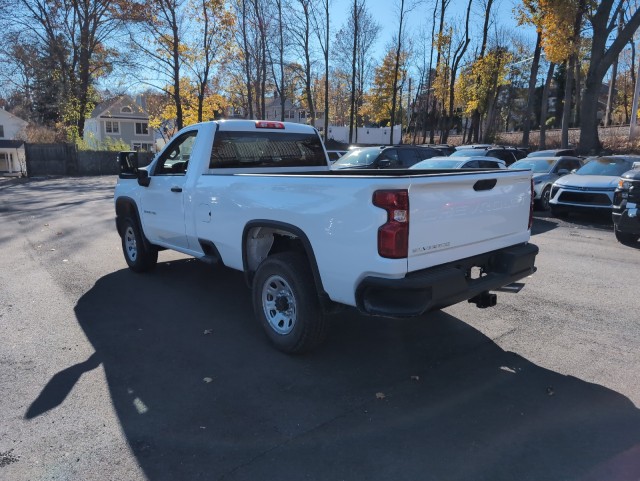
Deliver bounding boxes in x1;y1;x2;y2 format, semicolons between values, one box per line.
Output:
549;156;640;217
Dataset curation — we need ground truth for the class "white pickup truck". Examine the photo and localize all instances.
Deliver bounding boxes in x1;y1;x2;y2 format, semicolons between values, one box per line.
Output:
114;120;538;353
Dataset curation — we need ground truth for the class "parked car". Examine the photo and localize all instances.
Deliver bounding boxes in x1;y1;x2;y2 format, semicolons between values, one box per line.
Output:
429;144;456;156
549;156;640;217
451;146;527;166
326;150;347;162
612;164;640;244
410;156;506;170
455;144;492;150
509;156;583;210
332;145;441;169
527;148;577;158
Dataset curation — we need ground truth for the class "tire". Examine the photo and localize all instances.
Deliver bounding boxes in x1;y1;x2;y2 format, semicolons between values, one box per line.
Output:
538;186;551;211
614;227;638;245
121;217;158;273
550;205;568;218
252;252;327;354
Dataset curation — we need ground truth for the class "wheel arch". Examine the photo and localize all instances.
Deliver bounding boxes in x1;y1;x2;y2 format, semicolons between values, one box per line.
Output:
115;196;143;237
242;220;328;302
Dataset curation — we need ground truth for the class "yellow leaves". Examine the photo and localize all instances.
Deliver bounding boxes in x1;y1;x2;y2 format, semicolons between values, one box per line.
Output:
362;47;409;125
456;48;512;116
516;0;582;63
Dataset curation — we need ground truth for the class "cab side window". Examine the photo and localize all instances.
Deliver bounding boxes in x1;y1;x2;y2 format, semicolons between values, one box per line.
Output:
555;159;579;173
398;149;418;167
155;131;198;175
379;149;400;168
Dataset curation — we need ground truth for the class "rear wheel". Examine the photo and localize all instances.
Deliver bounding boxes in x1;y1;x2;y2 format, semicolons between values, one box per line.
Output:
121;217;158;272
252;253;326;354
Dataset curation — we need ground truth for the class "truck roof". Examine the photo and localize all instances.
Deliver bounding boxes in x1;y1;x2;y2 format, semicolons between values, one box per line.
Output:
215;119;318;134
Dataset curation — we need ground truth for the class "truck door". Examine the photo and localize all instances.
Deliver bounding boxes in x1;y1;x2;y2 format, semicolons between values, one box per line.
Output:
140;130;198;250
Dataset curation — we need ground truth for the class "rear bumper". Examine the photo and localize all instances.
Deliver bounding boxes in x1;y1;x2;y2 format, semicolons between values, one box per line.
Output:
355;243;538;317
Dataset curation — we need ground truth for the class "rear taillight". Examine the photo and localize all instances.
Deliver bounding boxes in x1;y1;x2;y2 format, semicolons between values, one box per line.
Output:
529;177;534;230
373;190;409;258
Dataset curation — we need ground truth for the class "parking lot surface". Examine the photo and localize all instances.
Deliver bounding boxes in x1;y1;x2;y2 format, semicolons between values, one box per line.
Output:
1;176;639;481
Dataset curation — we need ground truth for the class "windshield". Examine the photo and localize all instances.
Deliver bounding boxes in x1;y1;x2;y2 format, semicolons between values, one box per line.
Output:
410;159;462;169
509;159;554;173
332;148;381;168
576;158;633;176
450;149;481;157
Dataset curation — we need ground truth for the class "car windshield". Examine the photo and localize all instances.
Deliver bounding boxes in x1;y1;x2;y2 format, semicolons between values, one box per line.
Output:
509;159;554;173
410;159;462;169
332;148;380;168
576;158;633;176
450;149;481;157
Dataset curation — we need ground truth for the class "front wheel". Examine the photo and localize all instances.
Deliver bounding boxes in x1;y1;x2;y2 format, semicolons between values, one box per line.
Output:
121;217;158;272
614;227;638;245
538;186;551;211
550;205;568;218
252;253;327;354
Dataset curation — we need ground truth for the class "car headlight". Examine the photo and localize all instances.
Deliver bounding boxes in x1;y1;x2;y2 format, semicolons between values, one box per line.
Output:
618;179;631;190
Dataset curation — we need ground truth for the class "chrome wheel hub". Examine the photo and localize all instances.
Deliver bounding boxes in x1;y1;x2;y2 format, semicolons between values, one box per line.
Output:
124;226;138;261
262;275;296;335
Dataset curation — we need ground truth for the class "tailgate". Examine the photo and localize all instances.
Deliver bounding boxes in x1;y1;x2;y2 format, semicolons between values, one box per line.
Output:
407;170;532;272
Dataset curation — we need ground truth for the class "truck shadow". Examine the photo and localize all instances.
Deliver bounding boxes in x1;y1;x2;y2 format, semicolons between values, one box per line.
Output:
68;259;640;481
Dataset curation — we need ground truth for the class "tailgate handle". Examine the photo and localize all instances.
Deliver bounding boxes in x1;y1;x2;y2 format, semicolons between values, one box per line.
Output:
473;179;497;191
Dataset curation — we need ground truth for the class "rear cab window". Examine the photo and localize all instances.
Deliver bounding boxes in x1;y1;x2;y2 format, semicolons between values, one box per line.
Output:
209;131;327;169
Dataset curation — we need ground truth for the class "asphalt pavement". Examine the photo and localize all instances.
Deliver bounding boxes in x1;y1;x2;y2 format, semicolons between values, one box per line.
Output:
1;176;639;481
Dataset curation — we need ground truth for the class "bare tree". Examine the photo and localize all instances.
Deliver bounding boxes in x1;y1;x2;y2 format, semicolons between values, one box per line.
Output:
389;0;416;144
311;0;331;139
291;0;316;126
441;0;473;143
7;0;127;137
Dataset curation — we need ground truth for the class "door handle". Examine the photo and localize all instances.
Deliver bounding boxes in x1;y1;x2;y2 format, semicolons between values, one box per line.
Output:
171;186;183;193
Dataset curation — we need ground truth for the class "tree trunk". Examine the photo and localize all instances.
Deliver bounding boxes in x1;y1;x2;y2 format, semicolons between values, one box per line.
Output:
561;57;575;148
522;31;542;148
389;0;406;145
579;72;604;153
539;62;555;150
604;55;618;127
348;0;358;143
241;0;253;119
324;0;329;139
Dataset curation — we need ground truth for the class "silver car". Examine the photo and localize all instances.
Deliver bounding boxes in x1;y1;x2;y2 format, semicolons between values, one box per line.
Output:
410;156;506;170
509;156;583;210
549;156;640;217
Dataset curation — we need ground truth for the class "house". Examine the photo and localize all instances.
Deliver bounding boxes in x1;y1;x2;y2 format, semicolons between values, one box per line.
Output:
83;95;156;151
0;108;28;174
263;95;325;130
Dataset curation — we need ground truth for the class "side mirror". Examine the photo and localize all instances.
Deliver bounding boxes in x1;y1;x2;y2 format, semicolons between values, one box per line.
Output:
557;169;570;176
118;151;139;179
378;159;391;169
137;169;151;187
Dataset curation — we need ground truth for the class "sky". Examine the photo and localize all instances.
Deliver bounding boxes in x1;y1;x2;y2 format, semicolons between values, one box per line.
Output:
330;0;537;62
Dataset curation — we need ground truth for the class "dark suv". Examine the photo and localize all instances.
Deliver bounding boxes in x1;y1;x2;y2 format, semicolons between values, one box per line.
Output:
612;167;640;244
332;145;440;169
